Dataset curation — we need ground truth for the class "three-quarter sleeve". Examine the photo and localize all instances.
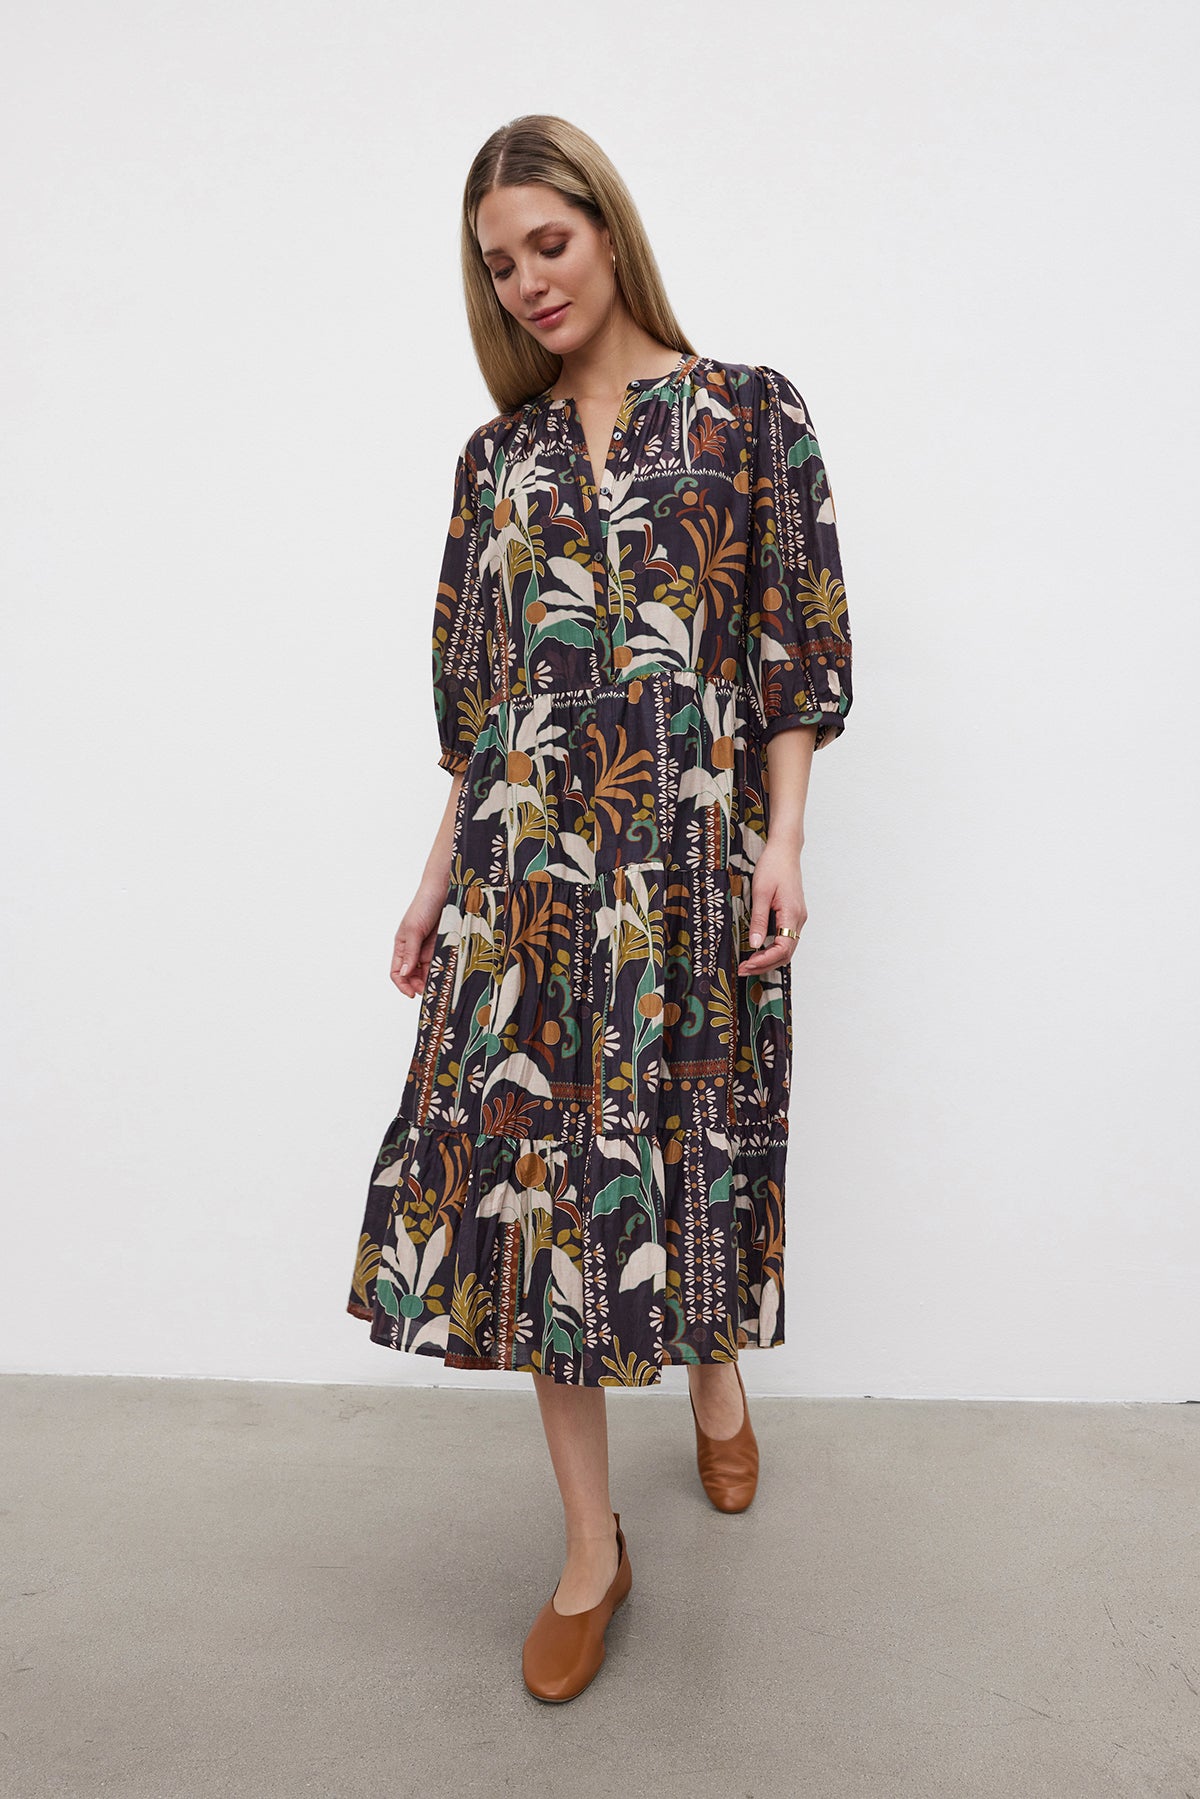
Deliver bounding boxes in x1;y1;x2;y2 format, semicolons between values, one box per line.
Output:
745;365;852;751
432;439;490;774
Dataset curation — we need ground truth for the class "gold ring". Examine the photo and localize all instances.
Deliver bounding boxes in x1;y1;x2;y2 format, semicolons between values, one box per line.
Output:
775;925;799;940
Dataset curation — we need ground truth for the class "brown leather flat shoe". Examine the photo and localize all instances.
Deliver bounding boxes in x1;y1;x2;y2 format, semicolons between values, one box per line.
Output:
522;1512;632;1703
689;1362;759;1512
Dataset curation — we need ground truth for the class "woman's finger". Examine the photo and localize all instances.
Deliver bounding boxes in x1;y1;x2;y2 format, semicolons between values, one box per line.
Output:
738;910;803;974
390;924;427;993
393;925;440;997
747;880;779;950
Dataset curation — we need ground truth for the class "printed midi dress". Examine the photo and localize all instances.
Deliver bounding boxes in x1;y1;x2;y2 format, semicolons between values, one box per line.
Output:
346;351;852;1386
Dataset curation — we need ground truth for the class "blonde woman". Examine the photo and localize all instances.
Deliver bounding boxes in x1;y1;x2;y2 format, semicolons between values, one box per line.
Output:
348;113;853;1702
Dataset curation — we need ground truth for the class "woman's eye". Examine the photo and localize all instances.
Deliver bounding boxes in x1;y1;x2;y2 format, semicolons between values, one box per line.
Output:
491;243;565;281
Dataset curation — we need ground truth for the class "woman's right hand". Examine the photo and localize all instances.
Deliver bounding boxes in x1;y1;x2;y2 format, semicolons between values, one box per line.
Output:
390;881;449;997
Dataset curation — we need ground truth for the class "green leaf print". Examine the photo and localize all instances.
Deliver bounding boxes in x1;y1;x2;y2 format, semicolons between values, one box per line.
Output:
592;1171;645;1217
786;433;822;471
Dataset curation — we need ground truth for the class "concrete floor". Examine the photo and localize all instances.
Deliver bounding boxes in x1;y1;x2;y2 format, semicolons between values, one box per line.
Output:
0;1375;1196;1798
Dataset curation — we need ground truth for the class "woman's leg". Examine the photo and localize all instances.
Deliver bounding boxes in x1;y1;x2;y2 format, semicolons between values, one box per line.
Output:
531;1371;622;1614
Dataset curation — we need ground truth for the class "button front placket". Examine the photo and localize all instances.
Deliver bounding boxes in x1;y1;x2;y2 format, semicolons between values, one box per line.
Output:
553;359;687;689
563;401;622;686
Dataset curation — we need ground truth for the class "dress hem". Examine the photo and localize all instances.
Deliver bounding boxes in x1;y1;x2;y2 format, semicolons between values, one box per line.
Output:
345;1298;786;1386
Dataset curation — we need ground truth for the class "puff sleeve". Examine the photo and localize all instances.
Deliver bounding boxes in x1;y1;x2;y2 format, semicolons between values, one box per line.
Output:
745;366;852;750
431;439;490;774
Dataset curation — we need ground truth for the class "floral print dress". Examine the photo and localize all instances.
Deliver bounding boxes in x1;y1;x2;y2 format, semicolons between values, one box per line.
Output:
346;351;852;1385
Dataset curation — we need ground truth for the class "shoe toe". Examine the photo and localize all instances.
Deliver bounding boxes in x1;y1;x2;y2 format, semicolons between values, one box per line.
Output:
522;1601;606;1700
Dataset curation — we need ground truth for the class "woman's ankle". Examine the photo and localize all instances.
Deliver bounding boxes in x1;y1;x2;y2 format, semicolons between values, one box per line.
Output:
563;1517;618;1552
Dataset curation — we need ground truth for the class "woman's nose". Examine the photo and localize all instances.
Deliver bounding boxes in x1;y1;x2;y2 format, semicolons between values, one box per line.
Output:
519;264;547;302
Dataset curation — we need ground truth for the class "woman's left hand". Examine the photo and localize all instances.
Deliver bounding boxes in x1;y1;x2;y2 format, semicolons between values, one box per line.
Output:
737;840;807;975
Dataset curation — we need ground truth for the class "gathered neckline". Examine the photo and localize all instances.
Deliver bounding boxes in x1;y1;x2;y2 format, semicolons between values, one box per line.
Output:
536;349;694;411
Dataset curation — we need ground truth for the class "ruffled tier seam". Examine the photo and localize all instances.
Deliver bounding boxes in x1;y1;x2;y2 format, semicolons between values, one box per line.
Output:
389;1107;790;1154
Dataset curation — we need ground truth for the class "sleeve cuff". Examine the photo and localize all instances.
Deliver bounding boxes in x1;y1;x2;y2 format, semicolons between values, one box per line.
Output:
760;707;848;752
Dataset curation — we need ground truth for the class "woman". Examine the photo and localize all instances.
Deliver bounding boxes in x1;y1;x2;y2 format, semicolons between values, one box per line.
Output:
347;113;852;1702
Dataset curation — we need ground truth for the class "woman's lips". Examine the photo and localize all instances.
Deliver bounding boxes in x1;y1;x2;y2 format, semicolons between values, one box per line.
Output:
530;302;570;329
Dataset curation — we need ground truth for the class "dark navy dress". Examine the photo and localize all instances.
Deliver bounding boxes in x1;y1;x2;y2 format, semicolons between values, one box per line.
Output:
347;352;852;1384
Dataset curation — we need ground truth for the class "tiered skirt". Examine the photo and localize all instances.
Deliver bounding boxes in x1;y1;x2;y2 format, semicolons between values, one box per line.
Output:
346;671;792;1385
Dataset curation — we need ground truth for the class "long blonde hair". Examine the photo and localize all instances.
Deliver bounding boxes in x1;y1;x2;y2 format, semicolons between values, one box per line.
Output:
461;115;695;415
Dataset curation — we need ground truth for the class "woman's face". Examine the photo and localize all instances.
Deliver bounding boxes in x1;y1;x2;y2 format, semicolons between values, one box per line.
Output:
475;183;615;356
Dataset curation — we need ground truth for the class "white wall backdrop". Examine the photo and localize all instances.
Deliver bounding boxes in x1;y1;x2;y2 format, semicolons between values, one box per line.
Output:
2;1;1196;1398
